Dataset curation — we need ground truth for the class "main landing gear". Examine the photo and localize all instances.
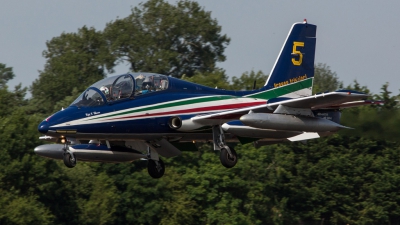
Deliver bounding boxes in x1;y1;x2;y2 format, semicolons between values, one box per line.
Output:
219;147;237;168
146;146;165;179
62;141;76;168
212;125;238;168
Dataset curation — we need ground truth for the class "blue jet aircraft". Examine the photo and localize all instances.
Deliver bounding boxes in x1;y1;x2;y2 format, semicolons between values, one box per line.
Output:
35;20;378;178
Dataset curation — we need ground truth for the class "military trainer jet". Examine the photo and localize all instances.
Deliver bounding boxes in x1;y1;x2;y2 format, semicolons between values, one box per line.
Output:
35;20;378;178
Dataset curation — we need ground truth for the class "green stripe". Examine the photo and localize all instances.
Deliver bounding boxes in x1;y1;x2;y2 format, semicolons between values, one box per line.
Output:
86;78;312;121
248;78;313;99
87;95;234;121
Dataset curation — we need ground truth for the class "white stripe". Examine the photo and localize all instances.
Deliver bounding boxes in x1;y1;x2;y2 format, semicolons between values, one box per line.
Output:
246;77;313;97
51;97;266;128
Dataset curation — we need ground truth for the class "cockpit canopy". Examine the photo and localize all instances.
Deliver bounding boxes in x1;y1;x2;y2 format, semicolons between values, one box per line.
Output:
70;73;169;107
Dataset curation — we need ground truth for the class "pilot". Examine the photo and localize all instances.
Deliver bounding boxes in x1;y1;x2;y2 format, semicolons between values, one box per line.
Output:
100;86;110;99
134;74;145;95
142;76;154;92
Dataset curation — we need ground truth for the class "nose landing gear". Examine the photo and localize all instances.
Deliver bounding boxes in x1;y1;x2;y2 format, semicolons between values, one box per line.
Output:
62;141;76;168
63;152;77;168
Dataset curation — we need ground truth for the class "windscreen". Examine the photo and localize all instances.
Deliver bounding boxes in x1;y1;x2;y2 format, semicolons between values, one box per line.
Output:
70;88;105;107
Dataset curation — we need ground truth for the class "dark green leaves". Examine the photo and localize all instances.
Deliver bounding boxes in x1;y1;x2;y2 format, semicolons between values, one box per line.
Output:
30;26;109;114
313;63;343;94
103;0;230;78
0;63;15;88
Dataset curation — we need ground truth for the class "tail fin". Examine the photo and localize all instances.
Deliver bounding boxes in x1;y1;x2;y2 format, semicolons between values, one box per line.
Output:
264;20;317;97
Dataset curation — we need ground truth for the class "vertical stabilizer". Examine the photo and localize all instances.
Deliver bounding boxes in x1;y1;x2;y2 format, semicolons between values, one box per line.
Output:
264;20;317;97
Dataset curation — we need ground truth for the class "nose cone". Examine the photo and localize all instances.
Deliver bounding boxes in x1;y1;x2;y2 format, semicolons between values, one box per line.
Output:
38;121;49;134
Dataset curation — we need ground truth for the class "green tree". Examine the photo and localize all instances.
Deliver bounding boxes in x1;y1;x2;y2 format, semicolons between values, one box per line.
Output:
0;107;56;224
5;0;400;221
374;82;398;110
0;190;54;225
30;26;112;114
52;87;81;112
103;0;230;78
0;84;28;117
0;63;15;88
231;70;268;90
345;80;371;95
79;173;120;224
313;63;343;94
341;82;400;140
0;64;28;116
182;68;231;90
182;69;268;91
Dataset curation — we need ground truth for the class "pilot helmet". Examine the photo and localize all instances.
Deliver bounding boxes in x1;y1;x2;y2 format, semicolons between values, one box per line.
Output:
100;86;109;95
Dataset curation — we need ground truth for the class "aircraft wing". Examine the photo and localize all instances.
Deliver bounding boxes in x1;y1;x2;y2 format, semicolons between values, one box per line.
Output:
265;91;370;109
191;91;375;125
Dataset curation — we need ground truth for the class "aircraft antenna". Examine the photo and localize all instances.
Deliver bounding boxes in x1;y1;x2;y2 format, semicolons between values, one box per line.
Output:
253;80;257;90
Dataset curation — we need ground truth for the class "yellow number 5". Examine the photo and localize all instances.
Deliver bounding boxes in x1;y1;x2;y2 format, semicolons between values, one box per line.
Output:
292;41;304;66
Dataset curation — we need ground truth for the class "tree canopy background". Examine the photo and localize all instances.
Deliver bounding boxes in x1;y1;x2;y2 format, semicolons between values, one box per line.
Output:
1;0;400;224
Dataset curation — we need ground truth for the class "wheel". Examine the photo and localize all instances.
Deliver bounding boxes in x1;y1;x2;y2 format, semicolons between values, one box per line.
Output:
63;152;77;168
147;158;165;179
220;147;238;168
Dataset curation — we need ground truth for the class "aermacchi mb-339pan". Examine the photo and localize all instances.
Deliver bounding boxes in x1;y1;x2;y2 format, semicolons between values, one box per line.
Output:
35;20;378;178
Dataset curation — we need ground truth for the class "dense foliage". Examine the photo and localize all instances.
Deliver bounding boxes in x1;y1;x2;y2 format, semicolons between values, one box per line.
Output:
1;60;400;224
1;0;400;224
103;0;230;78
30;0;229;114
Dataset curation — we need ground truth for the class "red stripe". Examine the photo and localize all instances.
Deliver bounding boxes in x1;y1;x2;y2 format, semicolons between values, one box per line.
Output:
105;101;266;121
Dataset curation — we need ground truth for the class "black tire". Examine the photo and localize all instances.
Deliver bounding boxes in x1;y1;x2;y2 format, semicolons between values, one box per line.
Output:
147;158;165;179
220;147;238;168
63;153;77;168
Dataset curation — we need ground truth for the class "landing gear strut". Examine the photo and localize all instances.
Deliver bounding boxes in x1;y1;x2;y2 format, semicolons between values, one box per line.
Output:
62;140;76;168
212;125;238;168
146;146;165;178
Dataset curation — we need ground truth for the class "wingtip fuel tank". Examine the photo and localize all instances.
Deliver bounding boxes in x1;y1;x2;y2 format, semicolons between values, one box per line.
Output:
240;113;350;133
35;144;145;163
